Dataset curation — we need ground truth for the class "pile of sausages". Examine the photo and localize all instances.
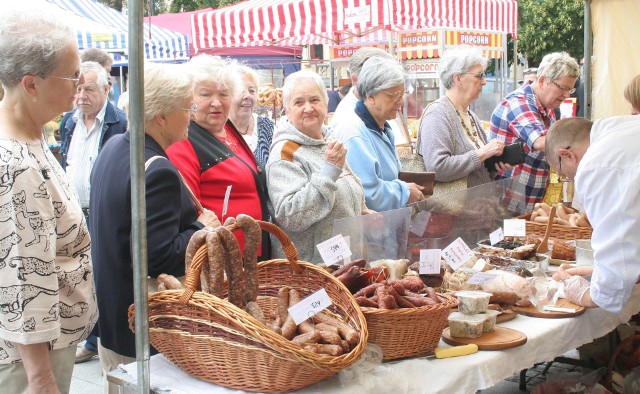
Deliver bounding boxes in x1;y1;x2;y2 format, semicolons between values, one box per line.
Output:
353;276;447;309
269;287;360;356
530;202;591;227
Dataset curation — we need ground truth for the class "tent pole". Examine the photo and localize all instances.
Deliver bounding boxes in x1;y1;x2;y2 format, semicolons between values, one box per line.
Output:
583;0;592;119
128;0;150;392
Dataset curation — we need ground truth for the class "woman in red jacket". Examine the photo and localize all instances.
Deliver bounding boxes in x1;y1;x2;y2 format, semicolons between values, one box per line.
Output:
167;55;270;258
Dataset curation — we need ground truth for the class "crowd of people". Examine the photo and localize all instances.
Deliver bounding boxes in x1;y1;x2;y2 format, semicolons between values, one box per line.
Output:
1;4;640;393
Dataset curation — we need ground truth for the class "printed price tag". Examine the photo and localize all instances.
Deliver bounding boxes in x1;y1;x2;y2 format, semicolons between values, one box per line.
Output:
441;237;475;271
288;288;333;325
489;227;504;245
410;211;431;236
467;272;499;285
503;219;526;237
316;234;352;266
419;249;441;274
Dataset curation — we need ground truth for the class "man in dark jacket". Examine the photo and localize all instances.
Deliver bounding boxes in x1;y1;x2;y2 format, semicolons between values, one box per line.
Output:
58;61;127;363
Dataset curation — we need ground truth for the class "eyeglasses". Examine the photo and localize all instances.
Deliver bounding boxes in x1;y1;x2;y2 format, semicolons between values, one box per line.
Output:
464;72;486;79
180;103;197;113
381;90;409;101
552;80;576;94
52;76;81;86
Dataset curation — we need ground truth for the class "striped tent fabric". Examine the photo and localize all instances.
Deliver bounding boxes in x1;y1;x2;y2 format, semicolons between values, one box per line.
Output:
192;0;517;51
48;0;190;63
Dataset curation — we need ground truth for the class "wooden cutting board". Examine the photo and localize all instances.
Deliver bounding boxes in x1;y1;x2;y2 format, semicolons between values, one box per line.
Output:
496;309;517;323
442;326;527;350
511;299;585;318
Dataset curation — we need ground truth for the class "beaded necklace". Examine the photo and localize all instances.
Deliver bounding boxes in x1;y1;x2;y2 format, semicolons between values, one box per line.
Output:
453;106;483;149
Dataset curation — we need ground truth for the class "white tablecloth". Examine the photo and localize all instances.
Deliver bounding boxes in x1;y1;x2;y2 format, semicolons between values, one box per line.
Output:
119;285;640;394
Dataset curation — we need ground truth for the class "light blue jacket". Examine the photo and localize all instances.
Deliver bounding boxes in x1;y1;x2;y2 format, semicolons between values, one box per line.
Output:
331;101;409;212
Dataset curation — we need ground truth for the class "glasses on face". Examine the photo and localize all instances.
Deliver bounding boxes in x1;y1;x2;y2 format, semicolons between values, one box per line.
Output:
552;80;576;94
52;76;81;86
382;90;409;101
464;72;486;80
180;103;197;114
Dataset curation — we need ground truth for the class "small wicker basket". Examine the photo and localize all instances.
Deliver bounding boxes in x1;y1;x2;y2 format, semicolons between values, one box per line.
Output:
518;212;593;241
129;221;368;393
361;293;458;360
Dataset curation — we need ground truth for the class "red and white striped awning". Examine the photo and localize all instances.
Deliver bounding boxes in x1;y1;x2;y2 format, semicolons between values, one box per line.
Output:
192;0;517;52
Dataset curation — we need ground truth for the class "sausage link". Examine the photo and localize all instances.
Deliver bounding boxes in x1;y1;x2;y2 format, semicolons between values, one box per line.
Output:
425;287;439;303
280;315;297;340
157;274;183;290
205;231;224;296
404;295;436;306
185;228;211;275
245;301;266;324
303;343;344;356
236;214;261;303
276;287;290;322
356;296;378;308
388;286;415;308
292;331;322;344
216;226;245;308
314;311;359;347
353;282;384;298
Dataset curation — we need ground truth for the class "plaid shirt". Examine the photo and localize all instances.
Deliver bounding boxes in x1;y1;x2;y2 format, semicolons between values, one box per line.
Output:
490;84;556;212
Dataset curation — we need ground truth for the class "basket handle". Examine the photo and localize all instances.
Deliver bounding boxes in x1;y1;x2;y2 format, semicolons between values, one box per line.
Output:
178;219;302;305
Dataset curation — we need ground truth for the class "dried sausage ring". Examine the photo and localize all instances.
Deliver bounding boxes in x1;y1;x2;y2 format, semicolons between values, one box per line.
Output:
236;214;261;303
216;225;245;308
205;231;224;297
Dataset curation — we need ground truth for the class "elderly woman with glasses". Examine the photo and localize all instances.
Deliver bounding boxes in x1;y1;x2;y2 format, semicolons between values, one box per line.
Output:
419;46;508;190
167;55;270;258
490;51;579;211
267;70;368;264
331;57;424;212
0;6;97;392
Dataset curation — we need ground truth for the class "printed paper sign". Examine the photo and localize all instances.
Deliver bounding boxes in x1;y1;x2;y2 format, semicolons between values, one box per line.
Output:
489;227;504;245
410;211;431;236
442;237;475;270
419;249;441;274
344;5;371;24
316;234;352;265
503;219;526;237
467;272;499;285
288;288;333;325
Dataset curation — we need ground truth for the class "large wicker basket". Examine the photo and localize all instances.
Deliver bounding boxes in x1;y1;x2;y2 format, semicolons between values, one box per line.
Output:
129;221;368;393
518;212;593;240
361;293;458;360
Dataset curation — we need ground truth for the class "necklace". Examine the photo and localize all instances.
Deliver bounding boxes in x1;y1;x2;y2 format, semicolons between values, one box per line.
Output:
238;123;250;135
453;107;482;149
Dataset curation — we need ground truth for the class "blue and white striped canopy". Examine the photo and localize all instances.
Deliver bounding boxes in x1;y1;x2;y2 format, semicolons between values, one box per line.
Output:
46;0;190;66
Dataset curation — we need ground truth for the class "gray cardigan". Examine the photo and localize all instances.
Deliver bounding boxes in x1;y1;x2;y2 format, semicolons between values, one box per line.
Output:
418;96;493;188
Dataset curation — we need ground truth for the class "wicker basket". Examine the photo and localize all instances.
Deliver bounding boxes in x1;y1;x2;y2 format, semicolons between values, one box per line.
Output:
129;221;368;393
361;293;458;360
518;212;593;241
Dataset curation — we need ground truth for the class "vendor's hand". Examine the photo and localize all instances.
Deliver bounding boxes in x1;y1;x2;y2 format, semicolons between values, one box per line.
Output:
324;139;347;168
563;275;591;306
362;208;377;215
407;182;425;203
197;208;221;228
477;139;505;162
494;161;512;173
552;265;594;281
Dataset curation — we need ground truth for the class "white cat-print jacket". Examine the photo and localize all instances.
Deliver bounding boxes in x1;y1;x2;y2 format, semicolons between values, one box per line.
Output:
0;137;98;364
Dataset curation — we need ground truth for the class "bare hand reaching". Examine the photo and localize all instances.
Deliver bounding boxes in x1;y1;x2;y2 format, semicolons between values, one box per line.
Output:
407;182;425;203
477;139;505;162
197;208;221;228
324;139;347;169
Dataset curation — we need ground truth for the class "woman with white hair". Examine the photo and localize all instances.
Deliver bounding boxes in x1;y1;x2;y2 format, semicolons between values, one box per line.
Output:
167;55;270;259
228;64;275;168
331;57;424;212
420;46;507;188
88;62;220;378
0;6;97;393
267;70;367;264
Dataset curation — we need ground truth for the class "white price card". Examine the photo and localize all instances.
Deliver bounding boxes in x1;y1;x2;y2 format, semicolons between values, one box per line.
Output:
410;211;431;236
489;227;504;245
419;249;441;274
467;272;499;285
441;237;476;271
288;288;333;325
503;219;526;237
316;234;352;266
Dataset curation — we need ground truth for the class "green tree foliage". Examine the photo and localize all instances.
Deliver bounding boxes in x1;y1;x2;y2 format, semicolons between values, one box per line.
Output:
516;0;584;66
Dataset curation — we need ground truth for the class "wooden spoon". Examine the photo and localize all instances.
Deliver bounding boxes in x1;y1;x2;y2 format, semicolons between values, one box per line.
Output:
536;205;557;254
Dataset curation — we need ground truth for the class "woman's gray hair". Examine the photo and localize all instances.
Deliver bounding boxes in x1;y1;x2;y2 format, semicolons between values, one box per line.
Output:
438;46;488;89
187;54;243;99
0;5;75;88
538;52;580;81
348;47;393;76
357;57;407;99
237;64;260;88
282;70;328;108
80;61;110;89
144;62;193;124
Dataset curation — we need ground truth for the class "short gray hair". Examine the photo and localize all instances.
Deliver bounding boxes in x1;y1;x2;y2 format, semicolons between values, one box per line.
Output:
237;64;260;87
80;48;113;68
80;61;109;90
357;57;406;99
348;47;393;76
282;70;328;109
144;63;193;124
545;117;592;169
538;52;580;82
0;5;75;88
187;54;243;99
438;46;488;90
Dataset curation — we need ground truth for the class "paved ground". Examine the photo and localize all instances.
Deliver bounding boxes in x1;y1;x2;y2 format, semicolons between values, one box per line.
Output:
69;345;594;393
